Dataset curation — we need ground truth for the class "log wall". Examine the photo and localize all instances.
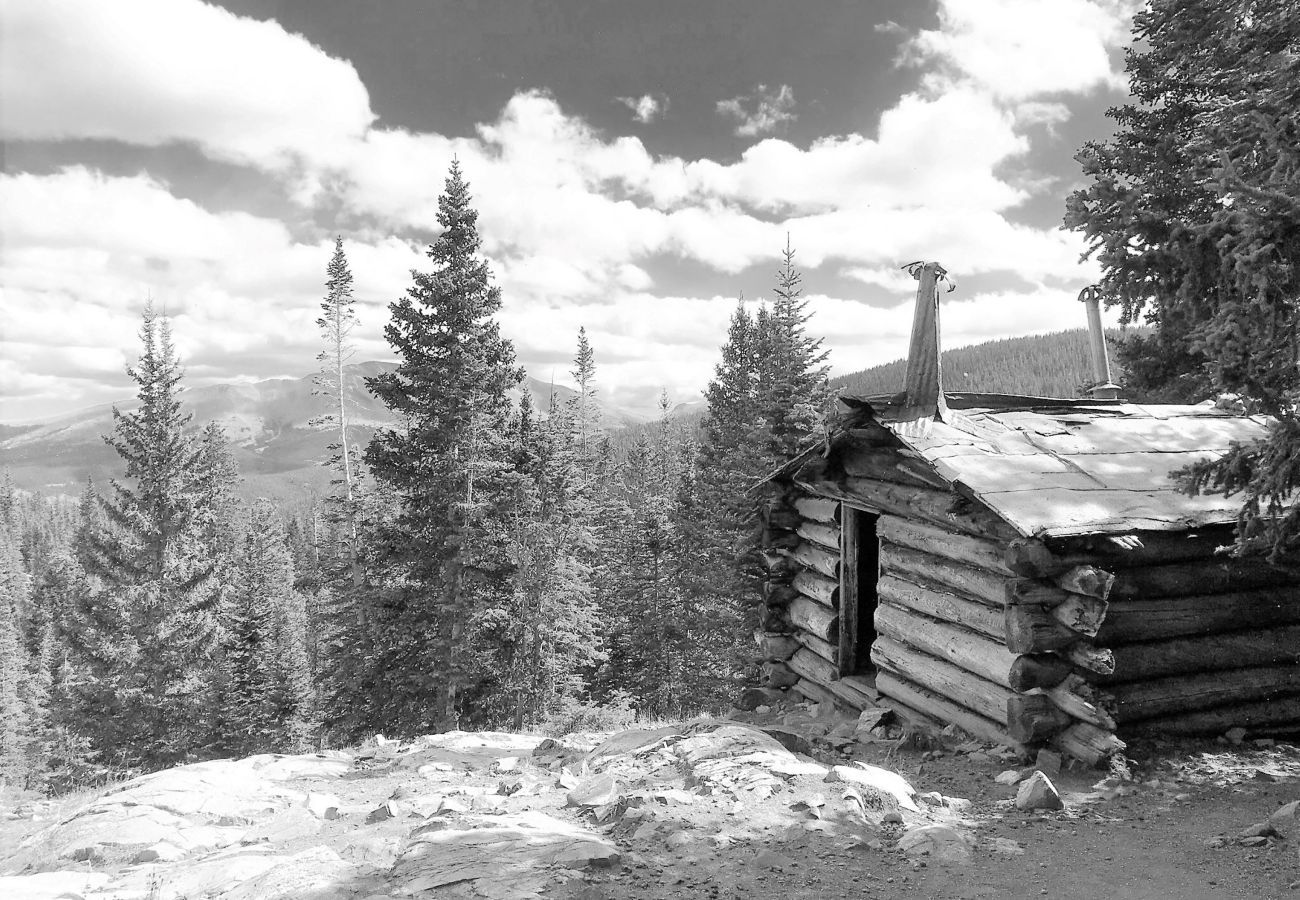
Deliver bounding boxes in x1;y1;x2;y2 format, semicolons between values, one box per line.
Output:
756;429;1300;765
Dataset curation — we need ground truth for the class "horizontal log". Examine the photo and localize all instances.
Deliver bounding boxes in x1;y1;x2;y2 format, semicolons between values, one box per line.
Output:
789;647;839;686
1007;654;1074;692
759;551;796;579
880;543;1009;607
871;635;1012;726
1045;675;1116;731
1054;721;1125;766
1050;594;1109;638
1066;642;1115;676
876;670;1028;756
840;446;952;491
1006;692;1071;743
758;603;792;633
793;569;839;609
754;631;800;662
1125;693;1300;736
1108;665;1300;724
762;661;798;688
878;575;1004;642
825;680;871;712
763;501;802;531
794;496;840;525
793;630;839;668
1004;605;1082;654
878;515;1017;576
1047;527;1236;570
788;595;838;644
1004;538;1071;577
1100;623;1300;684
837;674;881;705
874;602;1019;690
797;475;1017;542
797;521;841;552
1108;557;1297;599
792;677;841;710
763;582;798;606
767;531;800;551
789;542;840;580
1055;565;1114;600
1099;588;1300;644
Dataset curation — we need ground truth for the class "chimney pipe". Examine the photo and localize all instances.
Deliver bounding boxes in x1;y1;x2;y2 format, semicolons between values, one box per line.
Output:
902;261;951;421
1078;286;1121;400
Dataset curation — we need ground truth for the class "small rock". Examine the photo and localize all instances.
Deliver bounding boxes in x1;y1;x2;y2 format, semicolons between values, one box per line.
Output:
306;792;341;820
1239;822;1274;839
995;769;1024;786
753;849;794;870
665;830;693;849
1033;749;1063;780
755;704;771;714
1269;800;1299;841
1240;835;1269;847
566;773;623;808
825;764;920;811
1015;772;1064;811
882;811;904;825
493;756;521;773
435;796;469;815
1225;727;1248;745
552;840;621;870
918;791;944;807
737;686;783;711
366;800;402;823
761;727;813;756
898;825;973;864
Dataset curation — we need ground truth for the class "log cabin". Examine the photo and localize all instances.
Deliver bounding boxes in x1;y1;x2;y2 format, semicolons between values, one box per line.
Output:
755;261;1300;765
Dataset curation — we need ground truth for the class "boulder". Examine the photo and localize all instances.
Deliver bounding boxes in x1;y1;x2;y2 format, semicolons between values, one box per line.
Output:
995;769;1025;786
1269;800;1299;841
566;773;623;808
825;764;920;812
1015;772;1064;811
898;824;973;864
761;727;812;756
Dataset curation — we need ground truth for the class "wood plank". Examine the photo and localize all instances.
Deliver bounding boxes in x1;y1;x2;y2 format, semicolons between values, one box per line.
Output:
787;595;838;644
875;670;1028;756
877;575;1005;642
790;542;839;580
980;486;1251;539
871;635;1012;726
794;630;839;668
794;496;840;524
1099;589;1300;644
793;569;838;609
1099;624;1300;684
1126;693;1300;736
839;505;860;676
877;515;1018;576
873;602;1019;690
797;520;841;552
1108;665;1300;724
789;646;840;687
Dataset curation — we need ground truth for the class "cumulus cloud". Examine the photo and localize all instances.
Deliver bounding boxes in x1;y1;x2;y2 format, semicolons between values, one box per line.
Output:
716;84;796;137
618;93;666;124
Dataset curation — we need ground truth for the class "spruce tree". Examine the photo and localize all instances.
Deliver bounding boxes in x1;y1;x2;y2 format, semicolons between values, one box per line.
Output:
0;520;31;788
365;160;523;731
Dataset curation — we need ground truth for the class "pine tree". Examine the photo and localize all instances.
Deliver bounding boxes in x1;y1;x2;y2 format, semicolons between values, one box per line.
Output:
0;520;31;789
364;160;523;732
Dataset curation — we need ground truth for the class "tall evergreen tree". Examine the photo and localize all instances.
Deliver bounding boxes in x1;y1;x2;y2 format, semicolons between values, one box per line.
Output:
0;519;31;788
365;160;523;731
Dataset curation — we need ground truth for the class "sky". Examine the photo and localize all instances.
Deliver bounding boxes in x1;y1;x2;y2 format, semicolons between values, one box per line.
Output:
0;0;1140;423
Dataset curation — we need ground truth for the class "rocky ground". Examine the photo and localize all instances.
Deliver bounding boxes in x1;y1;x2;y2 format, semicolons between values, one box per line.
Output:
2;698;1299;900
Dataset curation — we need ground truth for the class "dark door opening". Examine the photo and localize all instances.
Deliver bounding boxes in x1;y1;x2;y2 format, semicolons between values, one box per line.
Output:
839;506;880;676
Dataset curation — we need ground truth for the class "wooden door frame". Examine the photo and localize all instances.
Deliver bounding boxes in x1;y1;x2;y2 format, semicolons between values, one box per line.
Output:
838;502;881;675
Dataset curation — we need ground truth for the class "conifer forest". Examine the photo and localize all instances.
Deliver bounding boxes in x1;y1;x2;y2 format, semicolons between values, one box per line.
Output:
0;162;837;793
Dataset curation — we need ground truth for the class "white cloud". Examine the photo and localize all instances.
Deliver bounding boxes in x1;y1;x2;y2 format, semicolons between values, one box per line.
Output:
0;0;373;170
618;93;665;124
716;84;797;137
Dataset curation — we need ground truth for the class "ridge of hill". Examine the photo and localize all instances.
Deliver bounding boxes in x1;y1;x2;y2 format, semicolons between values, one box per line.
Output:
0;362;643;499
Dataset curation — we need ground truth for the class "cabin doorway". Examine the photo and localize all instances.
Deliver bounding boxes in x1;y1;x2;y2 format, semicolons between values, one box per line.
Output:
839;505;880;675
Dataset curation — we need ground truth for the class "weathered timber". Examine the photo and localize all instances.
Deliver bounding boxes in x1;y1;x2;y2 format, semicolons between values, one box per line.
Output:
1047;527;1236;570
1099;623;1300;684
1007;654;1074;692
794;496;840;524
1045;674;1116;730
762;661;798;688
763;501;802;531
792;677;842;710
845;424;899;447
1054;721;1126;766
1004;538;1068;577
1004;604;1081;654
876;670;1028;756
878;576;1004;642
880;543;1009;607
1125;693;1300;736
790;542;839;580
839;505;861;675
1050;594;1109;638
764;582;798;606
755;631;800;662
758;603;791;633
1099;588;1300;644
839;674;881;704
1055;565;1115;600
1066;642;1115;676
1006;692;1072;743
1108;557;1296;599
871;635;1013;726
767;531;800;551
1107;664;1300;724
789;647;840;687
788;595;838;644
797;520;841;552
874;602;1020;689
759;551;796;579
1004;579;1080;607
797;474;1015;541
793;630;839;668
840;446;951;491
826;679;872;712
793;569;838;609
878;515;1017;576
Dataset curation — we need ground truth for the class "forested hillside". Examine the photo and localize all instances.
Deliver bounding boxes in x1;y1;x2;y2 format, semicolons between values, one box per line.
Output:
834;328;1138;399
